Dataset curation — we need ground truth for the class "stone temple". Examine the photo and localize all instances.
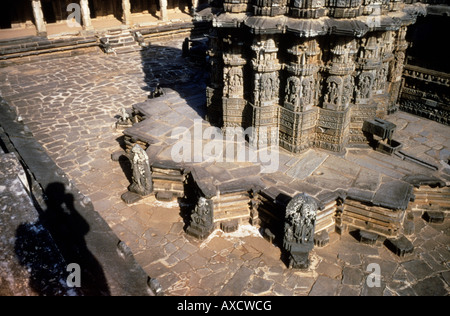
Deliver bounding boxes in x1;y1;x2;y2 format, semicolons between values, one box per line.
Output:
0;0;449;296
202;0;428;153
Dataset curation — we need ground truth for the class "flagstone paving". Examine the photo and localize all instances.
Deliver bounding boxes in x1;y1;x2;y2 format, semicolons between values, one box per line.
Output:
0;37;449;296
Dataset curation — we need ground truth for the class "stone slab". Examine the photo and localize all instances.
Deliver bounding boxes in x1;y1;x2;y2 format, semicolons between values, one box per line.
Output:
285;149;328;180
309;276;340;296
218;266;253;296
385;236;414;257
342;266;364;286
121;191;143;204
353;168;381;191
411;276;448;296
372;179;414;210
359;230;379;245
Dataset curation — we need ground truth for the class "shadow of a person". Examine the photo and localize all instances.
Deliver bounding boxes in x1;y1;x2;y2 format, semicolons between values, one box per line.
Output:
15;182;110;296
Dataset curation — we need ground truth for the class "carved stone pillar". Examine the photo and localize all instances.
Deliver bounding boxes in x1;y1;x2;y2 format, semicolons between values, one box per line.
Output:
31;0;47;36
351;34;381;144
122;0;132;26
388;26;408;114
248;35;281;148
159;0;168;21
317;37;356;152
79;0;93;31
222;35;248;130
279;37;321;153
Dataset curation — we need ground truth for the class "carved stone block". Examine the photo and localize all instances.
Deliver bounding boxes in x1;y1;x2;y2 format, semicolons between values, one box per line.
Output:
385;235;414;257
186;197;215;240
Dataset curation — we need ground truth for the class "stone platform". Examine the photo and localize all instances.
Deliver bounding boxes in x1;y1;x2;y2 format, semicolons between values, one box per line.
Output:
122;85;449;240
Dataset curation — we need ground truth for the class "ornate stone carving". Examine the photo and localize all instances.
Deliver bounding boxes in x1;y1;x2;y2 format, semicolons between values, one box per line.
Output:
129;144;153;196
224;66;244;98
374;64;388;92
262;72;279;102
283;193;318;269
341;75;354;106
302;77;315;105
186;197;215;239
285;76;302;106
325;76;342;106
356;72;374;100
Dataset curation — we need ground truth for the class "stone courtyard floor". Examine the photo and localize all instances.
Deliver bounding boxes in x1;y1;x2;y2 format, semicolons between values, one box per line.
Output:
0;37;449;296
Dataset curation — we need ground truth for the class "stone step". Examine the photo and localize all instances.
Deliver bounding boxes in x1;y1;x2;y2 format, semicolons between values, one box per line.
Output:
213;192;250;202
152;167;183;176
99;30;141;54
316;205;337;221
214;198;250;209
0;36;99;64
214;211;250;223
342;205;404;225
114;46;142;55
315;217;335;233
341;216;398;237
411;199;450;206
215;204;250;215
413;191;450;197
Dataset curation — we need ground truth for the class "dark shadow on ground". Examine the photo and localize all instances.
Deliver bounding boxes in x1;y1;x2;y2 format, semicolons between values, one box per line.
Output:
139;28;209;119
15;182;110;296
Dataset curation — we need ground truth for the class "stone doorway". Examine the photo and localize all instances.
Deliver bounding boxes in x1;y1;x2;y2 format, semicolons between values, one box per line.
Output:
41;0;57;24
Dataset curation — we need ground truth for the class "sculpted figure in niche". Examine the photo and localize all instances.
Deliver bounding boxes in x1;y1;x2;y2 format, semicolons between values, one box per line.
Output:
229;72;242;95
284;193;318;246
272;76;279;100
326;81;339;104
357;75;371;99
262;74;278;101
264;77;273;100
285;77;300;105
341;77;353;105
302;79;313;105
191;197;213;229
377;67;387;90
